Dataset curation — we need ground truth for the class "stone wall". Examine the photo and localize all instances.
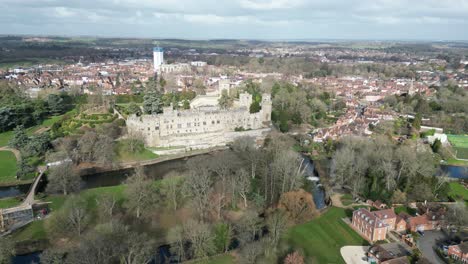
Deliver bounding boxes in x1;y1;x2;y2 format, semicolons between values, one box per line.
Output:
127;93;272;148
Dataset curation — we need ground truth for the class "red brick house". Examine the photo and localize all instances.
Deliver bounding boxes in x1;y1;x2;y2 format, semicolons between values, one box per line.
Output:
352;208;388;242
448;242;468;263
395;213;409;232
373;209;397;231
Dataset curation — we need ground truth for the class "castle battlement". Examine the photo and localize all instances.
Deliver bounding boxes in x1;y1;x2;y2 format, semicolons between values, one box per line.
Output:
127;92;272;149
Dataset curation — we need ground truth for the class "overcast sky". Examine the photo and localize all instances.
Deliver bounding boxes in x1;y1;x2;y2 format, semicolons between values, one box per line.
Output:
1;0;468;40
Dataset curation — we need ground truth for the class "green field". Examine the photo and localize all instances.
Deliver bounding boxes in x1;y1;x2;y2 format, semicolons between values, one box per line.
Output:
0;197;21;209
116;142;159;162
0;150;18;183
0;131;13;147
283;207;367;264
448;135;468;159
340;194;354;206
448;182;468;202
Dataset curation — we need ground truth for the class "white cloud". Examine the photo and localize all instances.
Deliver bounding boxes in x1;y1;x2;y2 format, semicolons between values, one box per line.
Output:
53;7;76;18
239;0;305;10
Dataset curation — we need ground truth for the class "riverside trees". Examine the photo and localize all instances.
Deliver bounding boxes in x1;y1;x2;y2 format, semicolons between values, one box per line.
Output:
330;135;448;202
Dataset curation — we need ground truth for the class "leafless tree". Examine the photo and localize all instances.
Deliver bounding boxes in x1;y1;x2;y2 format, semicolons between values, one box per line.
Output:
239;241;264;264
236;210;262;245
235;168;251;208
96;193;118;221
46;162;81;195
124;167;155;219
183;220;215;259
266;210;288;247
183;157;213;219
160;176;183;211
167;225;186;262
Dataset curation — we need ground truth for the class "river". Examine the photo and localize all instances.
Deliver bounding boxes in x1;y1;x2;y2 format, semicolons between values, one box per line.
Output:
8;152;328;264
440;165;468;179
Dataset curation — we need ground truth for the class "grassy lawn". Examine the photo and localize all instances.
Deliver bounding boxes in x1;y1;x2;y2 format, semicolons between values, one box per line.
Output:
448;182;468;202
0;197;21;209
447;135;468;159
394;206;417;215
444;158;468;166
0;150;17;183
283;207;368;264
12;220;47;242
340;193;353;206
191;254;235;264
0;130;13;147
116;142;159;162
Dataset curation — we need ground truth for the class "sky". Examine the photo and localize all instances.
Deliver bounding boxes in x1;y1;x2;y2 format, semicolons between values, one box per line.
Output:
1;0;468;40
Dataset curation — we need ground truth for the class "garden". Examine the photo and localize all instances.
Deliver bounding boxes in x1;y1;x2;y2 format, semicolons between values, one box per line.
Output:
447;134;468;160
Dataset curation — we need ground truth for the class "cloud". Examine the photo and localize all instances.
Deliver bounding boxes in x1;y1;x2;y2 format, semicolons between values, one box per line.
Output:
0;0;468;40
239;0;306;10
53;7;76;18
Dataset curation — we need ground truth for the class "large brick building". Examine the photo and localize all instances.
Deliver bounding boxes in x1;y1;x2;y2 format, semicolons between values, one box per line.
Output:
352;208;389;242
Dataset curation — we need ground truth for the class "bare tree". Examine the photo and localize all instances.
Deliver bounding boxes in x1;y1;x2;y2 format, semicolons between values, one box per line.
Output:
266;210;288;247
67;197;90;237
239;241;264;264
235;168;251;208
183;220;215;259
160;176;183;211
284;251;305;264
447;202;468;230
46;162;81;195
124;167;155;219
236;210;261;245
96;193;118;221
183;157;213;219
120;231;155;264
167;225;186;262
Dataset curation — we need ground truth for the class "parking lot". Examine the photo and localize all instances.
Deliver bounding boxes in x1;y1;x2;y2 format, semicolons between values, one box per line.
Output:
417;230;449;264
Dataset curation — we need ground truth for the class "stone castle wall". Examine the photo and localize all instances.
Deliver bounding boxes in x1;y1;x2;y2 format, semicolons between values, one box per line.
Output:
127;93;272;148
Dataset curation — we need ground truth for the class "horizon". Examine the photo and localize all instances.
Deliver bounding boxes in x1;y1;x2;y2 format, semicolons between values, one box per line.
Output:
2;33;468;43
1;0;468;41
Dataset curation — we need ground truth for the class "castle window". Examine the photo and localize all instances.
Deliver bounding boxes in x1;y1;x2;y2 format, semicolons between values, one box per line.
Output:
147;127;150;131
212;121;215;124
177;124;182;129
187;122;191;127
155;126;159;130
217;120;220;124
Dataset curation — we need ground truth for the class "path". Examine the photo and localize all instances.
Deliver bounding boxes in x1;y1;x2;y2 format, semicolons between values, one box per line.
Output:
0;146;21;162
340;246;369;264
330;193;368;209
21;167;46;206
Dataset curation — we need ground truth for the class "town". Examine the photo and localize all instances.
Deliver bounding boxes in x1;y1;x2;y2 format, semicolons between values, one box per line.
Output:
0;31;467;264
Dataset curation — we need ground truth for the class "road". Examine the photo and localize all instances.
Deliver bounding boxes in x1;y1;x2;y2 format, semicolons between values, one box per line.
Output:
417;230;448;264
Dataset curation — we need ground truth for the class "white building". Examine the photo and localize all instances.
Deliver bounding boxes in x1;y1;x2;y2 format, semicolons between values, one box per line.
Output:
153;47;164;72
191;61;207;67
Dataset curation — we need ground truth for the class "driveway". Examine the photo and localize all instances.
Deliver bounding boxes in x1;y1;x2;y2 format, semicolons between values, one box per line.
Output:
341;246;369;264
417;230;448;264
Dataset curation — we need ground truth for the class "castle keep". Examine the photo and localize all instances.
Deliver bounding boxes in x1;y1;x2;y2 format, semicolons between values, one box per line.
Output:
126;93;272;149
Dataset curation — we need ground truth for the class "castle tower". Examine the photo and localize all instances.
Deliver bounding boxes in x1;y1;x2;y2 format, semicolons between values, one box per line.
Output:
260;93;272;122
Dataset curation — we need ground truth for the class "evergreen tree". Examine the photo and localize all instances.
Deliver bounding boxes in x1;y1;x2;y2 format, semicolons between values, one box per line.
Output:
47;94;65;115
8;125;29;149
143;91;163;114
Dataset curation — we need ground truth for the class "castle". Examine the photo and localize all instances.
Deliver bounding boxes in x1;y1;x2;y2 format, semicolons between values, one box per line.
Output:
126;93;272;150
